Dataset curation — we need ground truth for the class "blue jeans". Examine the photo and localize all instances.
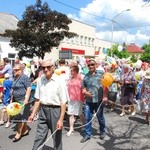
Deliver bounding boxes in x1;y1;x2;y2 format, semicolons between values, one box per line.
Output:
84;102;105;137
136;83;142;100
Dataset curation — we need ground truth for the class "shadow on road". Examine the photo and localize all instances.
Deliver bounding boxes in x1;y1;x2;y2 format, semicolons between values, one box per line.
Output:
42;145;54;150
97;121;150;150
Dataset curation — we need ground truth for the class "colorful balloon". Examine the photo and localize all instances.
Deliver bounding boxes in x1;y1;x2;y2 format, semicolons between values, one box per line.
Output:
101;73;114;87
135;74;141;81
6;102;23;116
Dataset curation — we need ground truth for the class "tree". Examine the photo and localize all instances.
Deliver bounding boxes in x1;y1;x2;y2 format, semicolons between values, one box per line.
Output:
140;44;150;63
1;0;76;59
107;44;130;59
130;55;137;63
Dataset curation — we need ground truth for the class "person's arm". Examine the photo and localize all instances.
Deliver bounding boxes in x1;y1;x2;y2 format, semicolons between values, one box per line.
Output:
103;87;109;102
28;99;40;122
24;86;31;105
57;103;66;130
0;65;8;74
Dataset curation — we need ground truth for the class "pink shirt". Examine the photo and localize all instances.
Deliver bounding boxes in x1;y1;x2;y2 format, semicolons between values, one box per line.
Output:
67;74;84;102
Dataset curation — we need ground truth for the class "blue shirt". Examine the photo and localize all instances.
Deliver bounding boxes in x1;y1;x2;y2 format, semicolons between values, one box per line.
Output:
82;70;104;103
12;74;31;101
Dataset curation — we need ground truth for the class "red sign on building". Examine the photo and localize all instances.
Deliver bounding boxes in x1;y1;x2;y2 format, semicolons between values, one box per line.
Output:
61;47;85;55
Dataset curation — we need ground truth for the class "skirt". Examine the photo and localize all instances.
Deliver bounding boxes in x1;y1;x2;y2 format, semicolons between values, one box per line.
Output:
67;100;83;116
120;86;135;105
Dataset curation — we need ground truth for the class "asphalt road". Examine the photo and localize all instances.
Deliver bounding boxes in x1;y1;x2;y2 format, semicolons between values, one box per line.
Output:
0;104;150;150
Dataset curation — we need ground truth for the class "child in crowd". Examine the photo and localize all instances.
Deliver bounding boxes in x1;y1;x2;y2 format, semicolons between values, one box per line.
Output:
0;73;12;128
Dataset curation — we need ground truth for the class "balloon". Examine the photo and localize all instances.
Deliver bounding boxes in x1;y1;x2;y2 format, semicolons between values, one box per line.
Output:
137;60;142;65
135;74;140;81
118;45;123;52
6;102;23;116
26;62;30;68
0;78;5;85
136;63;141;69
101;73;114;87
54;69;61;75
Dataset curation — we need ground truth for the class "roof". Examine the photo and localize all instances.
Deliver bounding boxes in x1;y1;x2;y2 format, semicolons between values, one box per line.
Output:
127;43;144;53
0;12;18;34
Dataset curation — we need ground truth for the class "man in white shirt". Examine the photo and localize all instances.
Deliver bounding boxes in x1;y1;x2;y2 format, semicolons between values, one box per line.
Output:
29;59;69;150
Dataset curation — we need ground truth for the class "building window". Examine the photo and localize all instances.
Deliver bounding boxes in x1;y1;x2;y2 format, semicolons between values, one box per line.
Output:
80;36;83;46
91;38;94;47
88;38;91;46
8;53;16;59
98;47;101;52
71;37;74;44
95;46;97;51
8;53;16;66
84;37;87;45
75;35;79;45
102;48;107;54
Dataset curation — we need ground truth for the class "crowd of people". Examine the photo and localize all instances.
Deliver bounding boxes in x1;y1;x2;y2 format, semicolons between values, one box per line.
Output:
0;56;149;150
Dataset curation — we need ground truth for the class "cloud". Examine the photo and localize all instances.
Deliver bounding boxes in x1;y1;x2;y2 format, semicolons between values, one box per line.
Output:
70;0;150;47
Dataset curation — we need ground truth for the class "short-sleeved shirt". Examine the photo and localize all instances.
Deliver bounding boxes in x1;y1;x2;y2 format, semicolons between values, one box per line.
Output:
82;70;104;103
12;74;31;101
67;74;84;102
0;63;13;80
109;72;120;92
34;74;69;106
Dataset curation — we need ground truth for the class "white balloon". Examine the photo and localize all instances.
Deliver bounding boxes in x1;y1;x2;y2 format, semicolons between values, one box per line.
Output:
136;63;141;69
137;60;142;65
118;45;123;52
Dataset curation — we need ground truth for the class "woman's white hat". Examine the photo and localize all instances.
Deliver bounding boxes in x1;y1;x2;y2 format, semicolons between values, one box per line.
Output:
145;70;150;79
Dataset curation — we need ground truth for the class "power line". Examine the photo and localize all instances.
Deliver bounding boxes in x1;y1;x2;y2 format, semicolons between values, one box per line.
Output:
53;0;150;41
54;0;111;21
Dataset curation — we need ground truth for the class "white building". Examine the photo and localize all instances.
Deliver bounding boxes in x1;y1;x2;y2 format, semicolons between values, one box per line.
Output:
0;13;18;65
0;13;111;63
46;19;111;61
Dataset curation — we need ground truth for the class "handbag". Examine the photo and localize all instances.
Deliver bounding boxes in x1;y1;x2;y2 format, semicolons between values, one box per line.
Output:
125;84;135;89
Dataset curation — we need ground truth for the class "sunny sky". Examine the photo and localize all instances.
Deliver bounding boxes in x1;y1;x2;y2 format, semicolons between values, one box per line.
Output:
0;0;150;47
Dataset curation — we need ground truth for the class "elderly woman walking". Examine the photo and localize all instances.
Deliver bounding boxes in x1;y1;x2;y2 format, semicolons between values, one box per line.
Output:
11;64;31;142
120;64;137;117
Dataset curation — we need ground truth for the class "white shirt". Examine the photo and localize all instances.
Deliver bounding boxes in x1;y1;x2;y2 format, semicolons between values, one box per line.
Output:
59;66;70;84
34;74;69;105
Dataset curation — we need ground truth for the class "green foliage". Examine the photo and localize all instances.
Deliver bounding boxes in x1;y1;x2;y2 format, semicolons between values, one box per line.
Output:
130;55;137;63
107;44;130;59
1;0;76;59
140;44;150;63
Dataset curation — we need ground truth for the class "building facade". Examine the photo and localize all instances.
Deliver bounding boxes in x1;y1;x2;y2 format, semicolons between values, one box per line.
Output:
0;13;111;62
46;19;111;61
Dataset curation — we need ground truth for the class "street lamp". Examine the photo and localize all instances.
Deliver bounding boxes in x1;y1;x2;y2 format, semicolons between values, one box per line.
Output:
110;9;130;57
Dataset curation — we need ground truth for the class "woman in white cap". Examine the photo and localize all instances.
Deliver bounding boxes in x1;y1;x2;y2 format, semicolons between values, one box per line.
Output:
140;70;150;126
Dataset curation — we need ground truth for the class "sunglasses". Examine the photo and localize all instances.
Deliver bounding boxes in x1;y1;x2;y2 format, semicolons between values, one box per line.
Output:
42;65;53;70
13;69;20;72
88;63;95;67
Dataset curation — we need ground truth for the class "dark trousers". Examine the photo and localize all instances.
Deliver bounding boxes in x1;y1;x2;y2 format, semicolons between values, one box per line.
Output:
32;106;62;150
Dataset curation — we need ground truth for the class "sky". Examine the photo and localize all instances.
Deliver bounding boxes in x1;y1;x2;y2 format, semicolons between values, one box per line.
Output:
0;0;150;47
